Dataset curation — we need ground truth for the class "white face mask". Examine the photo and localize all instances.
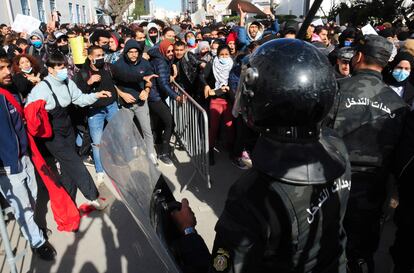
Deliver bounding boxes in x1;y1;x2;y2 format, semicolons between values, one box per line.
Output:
21;67;33;74
219;57;231;65
211;49;217;56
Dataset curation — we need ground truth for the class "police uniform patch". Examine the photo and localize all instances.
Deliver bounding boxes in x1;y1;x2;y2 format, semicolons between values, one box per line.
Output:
213;248;230;272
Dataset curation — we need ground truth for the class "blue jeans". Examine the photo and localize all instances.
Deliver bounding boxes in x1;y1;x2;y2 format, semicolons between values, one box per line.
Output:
88;101;119;173
0;155;45;248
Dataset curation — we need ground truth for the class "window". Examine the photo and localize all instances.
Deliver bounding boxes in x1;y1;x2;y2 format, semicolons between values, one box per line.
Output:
21;0;30;15
37;0;45;22
82;5;87;23
68;2;73;23
76;4;80;23
50;0;55;11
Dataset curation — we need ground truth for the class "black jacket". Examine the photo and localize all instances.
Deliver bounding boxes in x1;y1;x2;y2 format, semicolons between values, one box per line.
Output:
112;39;154;106
148;46;178;102
72;63;117;109
176;129;350;273
327;69;408;172
174;51;204;94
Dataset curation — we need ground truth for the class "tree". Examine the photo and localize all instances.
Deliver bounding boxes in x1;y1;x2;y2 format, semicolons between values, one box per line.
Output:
98;0;134;24
329;0;413;27
132;0;146;20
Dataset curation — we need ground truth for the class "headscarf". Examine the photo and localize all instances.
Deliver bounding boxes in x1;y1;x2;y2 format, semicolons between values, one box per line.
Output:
213;56;233;90
159;39;173;58
384;51;414;87
198;41;210;53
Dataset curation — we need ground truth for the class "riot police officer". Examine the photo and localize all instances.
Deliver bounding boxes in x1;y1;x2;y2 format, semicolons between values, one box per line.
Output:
172;39;351;273
326;35;408;273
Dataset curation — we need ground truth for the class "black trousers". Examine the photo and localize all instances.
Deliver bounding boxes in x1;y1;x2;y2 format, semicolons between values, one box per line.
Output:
390;171;414;273
344;170;388;273
43;128;99;203
233;116;259;157
149;100;174;155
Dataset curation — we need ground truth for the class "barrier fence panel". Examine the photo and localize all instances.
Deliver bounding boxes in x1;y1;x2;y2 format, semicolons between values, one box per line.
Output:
170;81;211;189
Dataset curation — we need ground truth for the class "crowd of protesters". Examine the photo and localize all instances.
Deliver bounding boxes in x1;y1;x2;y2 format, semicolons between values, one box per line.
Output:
0;6;414;270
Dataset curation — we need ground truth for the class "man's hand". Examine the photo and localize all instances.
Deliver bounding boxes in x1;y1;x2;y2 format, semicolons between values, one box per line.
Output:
171;198;197;233
142;52;150;60
238;4;246;26
120;92;136;104
95;90;112;99
87;74;101;85
143;74;158;87
139;90;149;101
176;95;184;104
200;62;206;69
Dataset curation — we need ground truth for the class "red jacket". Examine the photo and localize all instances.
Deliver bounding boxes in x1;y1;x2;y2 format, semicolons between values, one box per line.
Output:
0;88;80;232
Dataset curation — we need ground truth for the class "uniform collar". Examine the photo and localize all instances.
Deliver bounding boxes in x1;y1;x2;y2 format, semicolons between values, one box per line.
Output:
354;69;383;80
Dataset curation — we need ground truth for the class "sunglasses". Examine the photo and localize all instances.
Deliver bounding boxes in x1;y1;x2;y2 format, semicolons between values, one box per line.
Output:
166;50;173;53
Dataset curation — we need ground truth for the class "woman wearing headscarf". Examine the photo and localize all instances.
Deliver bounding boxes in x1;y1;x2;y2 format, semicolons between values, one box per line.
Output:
202;44;235;165
384;51;414;106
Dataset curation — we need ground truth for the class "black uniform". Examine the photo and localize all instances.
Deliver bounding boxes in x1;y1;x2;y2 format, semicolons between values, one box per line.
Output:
174;39;351;273
208;129;350;273
390;110;414;273
328;69;407;271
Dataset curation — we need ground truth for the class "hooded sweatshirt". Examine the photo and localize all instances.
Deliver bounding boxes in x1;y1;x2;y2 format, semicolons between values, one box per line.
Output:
237;20;279;50
27;29;48;63
145;23;161;51
112;39;154;105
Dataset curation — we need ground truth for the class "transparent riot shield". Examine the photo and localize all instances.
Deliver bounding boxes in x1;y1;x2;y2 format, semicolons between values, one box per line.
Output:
100;108;181;273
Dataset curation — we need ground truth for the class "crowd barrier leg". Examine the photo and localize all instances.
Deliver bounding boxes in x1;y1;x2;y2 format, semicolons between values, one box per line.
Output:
171;81;211;189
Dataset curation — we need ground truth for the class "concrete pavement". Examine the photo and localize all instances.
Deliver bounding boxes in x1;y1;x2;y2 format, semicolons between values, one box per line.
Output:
0;146;396;272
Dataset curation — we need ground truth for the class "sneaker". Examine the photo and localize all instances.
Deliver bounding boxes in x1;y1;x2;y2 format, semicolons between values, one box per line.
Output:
88;198;108;210
96;172;105;186
32;241;56;261
149;153;159;166
232;157;249;170
82;155;95;167
241;150;252;168
158;154;173;166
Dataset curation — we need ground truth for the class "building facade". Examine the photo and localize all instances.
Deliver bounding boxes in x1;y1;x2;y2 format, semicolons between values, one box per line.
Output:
1;0;97;25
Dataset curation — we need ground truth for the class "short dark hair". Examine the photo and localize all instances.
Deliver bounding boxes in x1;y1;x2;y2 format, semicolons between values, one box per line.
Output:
90;29;111;44
0;50;9;63
217;44;230;55
363;54;384;67
0;24;7;29
174;40;186;47
87;45;103;55
16;38;28;46
46;52;66;68
162;27;174;36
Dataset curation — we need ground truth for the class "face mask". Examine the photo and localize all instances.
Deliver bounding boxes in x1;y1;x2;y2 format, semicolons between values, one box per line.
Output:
101;44;110;53
32;40;42;48
93;57;105;69
55;68;68;82
167;38;175;43
392;69;410;82
211;49;217;57
219;57;231;65
22;67;33;74
344;41;352;47
187;38;196;47
59;45;70;55
150;35;158;44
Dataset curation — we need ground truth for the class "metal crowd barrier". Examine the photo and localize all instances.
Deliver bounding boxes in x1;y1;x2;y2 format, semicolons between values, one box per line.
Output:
170;81;211;189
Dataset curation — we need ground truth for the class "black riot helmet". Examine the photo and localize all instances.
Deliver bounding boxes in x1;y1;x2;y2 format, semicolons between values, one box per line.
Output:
237;39;337;141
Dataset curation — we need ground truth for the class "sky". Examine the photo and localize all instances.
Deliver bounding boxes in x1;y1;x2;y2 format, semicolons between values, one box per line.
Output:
153;0;181;12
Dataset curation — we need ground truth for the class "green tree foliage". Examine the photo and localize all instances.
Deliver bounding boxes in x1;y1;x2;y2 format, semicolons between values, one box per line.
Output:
132;0;146;19
329;0;414;27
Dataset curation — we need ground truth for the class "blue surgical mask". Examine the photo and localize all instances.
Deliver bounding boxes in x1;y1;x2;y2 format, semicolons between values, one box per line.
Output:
392;69;410;82
55;68;68;82
32;40;42;48
219;57;231;65
22;67;32;74
344;41;352;47
187;38;196;47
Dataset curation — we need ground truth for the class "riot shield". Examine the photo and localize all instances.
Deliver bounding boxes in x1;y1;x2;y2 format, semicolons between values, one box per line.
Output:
100;108;181;273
